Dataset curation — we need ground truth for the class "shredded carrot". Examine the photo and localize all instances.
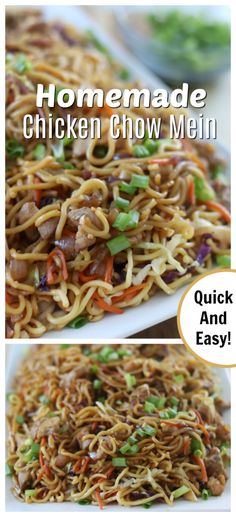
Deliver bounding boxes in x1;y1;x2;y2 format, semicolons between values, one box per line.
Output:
41;436;47;447
44;465;52;478
194;455;208;483
112;283;148;304
188;179;196;205
95;487;104;510
99;103;113;118
188;153;206;173
193;409;204;425
105;466;114;478
205;200;231;223
81;457;90;473
72;458;82;473
79;272;98;283
39;451;44;468
37;469;45;481
197;423;210;445
160;420;187;428
6;291;11;304
104;490;118;499
46;248;68;285
183;436;190;455
104;256;113;284
62;228;76;238
91;421;98;433
93;293;124;314
33;177;42;208
148;157;177;166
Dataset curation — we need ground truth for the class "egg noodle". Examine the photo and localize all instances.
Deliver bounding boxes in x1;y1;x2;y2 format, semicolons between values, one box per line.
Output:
6;344;230;507
6;9;230;337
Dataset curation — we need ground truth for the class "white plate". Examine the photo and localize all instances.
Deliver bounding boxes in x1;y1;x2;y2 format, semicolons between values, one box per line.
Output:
12;6;230;339
5;343;230;512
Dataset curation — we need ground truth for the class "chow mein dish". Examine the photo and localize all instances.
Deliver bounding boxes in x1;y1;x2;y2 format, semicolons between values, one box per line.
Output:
6;344;230;508
6;10;231;337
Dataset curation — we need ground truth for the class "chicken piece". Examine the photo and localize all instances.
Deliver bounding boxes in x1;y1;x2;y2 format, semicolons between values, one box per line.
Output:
207;474;225;496
72;425;92;450
130;384;150;408
17;470;32;490
31;416;60;440
205;447;226;478
38;217;59;240
54;236;76;260
54;454;70;468
67;207;102;252
192;394;216;424
18;202;38;225
9;258;28;281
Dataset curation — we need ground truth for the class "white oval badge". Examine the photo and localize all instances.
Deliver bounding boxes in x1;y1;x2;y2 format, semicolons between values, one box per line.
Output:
177;269;236;367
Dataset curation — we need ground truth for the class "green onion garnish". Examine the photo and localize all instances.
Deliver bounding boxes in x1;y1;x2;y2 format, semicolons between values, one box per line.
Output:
124;373;136;390
94;145;108;158
169;396;179;407
133;144;150;158
78;499;91;505
115;196;130;211
6;139;25;160
22;442;40;463
201;489;210;500
144;139;159;154
119;182;137;195
107;235;130;256
60;344;71;349
137;425;156;437
119;443;131;454
15;415;25;424
143;502;153;508
159;408;177;419
6;463;13;476
130;174;149;189
38;395;50;405
14;54;32;74
212;165;224;179
112;457;127;467
194;176;215;202
90;364;99;374
93;379;102;390
128;435;138;445
172;485;190;499
25;489;36;498
63;162;75;170
32;144;46;161
118;349;132;358
146;395;166;409
112;210;140;231
144;401;156;413
67;316;88;329
174;374;184;384
216;255;230;268
118;68;130;80
191;438;202;454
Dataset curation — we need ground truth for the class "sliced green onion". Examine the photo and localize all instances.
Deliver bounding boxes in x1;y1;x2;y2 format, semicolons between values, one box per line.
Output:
6;463;13;476
212;165;224;179
191;438;202;454
90;364;99;374
137;425;156;437
118;349;132;358
194;176;215;202
78;499;91;505
169;396;179;407
63;135;75;147
124;373;136;390
194;449;203;457
32;144;46;161
86;30;109;55
6;139;25;160
6;392;16;403
47;412;57;417
144;401;156;413
129;444;139;454
112;210;140;231
63;161;75;170
25;489;36;498
98;346;114;362
130;174;149;189
146;395;166;409
174;374;184;384
128;435;138;445
201;489;210;500
119;181;137;195
144;139;158;154
107;351;119;361
133;144;150;158
115;196;130;211
67;316;88;329
14;54;32;74
97;396;106;404
216;255;230;268
143;502;153;508
15;415;25;424
118;68;130;80
60;344;71;349
93;379;102;390
159;408;177;419
38;395;50;405
119;443;131;454
51;141;65;162
107;235;130;256
112;457;127;467
23;442;40;463
172;485;190;499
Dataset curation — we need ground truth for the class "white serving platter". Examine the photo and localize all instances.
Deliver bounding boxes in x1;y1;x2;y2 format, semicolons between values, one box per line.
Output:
5;343;230;512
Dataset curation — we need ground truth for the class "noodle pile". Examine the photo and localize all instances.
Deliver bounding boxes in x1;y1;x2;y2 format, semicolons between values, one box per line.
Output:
6;344;230;507
6;10;231;337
